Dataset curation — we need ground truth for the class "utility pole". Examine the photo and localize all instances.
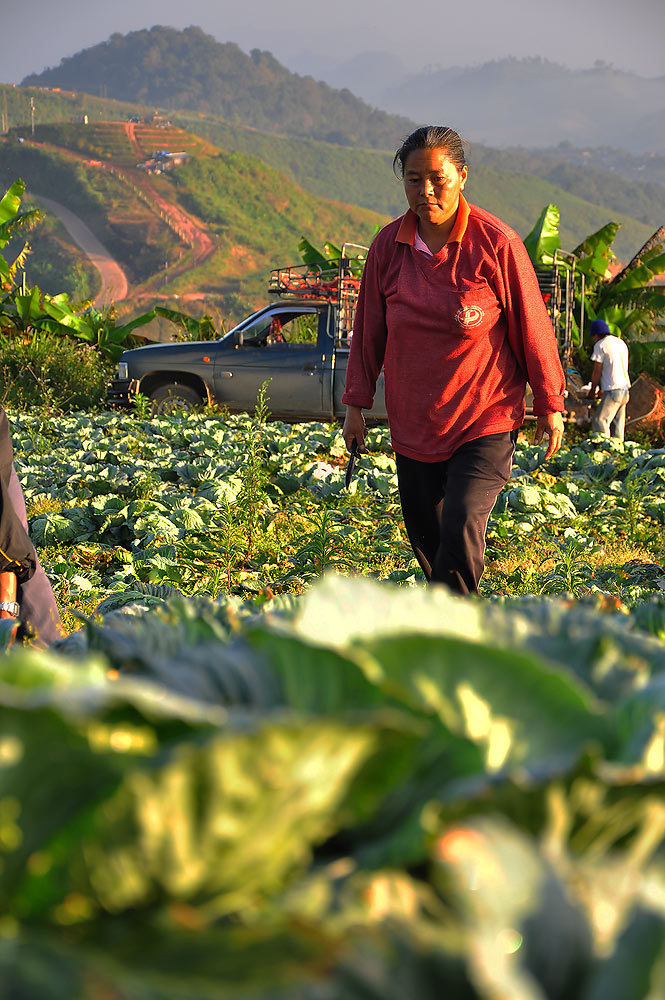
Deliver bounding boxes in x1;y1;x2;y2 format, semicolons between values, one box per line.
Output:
30;96;35;137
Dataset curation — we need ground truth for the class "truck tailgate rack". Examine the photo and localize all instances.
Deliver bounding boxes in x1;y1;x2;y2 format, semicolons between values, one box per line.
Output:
269;243;368;346
268;263;352;297
535;249;584;366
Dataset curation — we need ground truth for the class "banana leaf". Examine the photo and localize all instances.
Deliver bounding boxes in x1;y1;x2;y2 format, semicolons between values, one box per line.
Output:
637;241;665;269
0;211;41;250
573;222;620;282
523;203;561;265
298;236;331;270
41;293;90;331
573;222;621;260
298;237;360;273
323;240;342;259
0;179;41;251
99;310;155;338
596;289;665;313
13;287;42;321
7;241;31;282
611;252;665;293
153;305;218;341
155;305;200;338
0;179;26;226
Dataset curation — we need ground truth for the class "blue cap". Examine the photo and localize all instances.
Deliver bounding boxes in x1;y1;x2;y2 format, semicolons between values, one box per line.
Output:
590;319;611;337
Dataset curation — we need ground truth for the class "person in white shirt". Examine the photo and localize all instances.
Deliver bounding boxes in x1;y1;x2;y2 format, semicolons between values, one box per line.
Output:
589;319;631;440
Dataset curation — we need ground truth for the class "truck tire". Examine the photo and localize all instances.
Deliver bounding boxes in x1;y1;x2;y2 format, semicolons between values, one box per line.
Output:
149;383;203;413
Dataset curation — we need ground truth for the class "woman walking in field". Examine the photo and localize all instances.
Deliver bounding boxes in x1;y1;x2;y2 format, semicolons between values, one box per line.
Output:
342;125;565;594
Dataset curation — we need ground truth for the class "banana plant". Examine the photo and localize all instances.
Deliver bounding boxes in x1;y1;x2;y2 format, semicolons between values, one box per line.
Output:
0;178;41;251
152;304;218;341
0;178;41;290
298;235;367;277
523;202;562;265
0;286;160;361
525;205;665;347
593;229;665;338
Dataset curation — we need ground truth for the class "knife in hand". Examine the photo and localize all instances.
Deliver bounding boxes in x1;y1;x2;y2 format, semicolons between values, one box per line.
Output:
345;437;359;489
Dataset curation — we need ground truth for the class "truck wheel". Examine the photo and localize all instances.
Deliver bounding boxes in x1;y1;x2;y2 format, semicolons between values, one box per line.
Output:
150;383;203;413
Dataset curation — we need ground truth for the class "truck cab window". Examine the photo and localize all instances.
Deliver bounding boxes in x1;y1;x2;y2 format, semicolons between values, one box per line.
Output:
239;311;320;347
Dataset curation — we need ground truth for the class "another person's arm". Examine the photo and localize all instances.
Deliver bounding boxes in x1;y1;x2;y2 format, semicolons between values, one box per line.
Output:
0;570;18;619
0;408;37;598
590;360;603;398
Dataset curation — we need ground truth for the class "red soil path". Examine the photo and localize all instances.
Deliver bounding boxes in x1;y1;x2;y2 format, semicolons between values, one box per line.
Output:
25;128;217;303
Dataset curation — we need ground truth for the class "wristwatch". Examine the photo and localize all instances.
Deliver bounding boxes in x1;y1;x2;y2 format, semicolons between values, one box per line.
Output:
0;601;20;617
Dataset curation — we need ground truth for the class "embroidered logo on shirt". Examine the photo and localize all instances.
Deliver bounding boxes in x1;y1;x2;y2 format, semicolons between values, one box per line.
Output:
455;305;485;329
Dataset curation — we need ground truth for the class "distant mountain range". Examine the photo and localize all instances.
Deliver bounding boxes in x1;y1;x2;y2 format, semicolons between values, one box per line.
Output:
23;28;665;157
288;51;665;155
21;26;414;150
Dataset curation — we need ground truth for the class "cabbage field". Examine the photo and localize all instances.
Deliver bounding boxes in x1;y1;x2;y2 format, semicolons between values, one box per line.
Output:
3;408;665;999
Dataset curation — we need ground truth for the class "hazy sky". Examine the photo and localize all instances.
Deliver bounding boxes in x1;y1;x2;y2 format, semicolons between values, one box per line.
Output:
6;0;664;84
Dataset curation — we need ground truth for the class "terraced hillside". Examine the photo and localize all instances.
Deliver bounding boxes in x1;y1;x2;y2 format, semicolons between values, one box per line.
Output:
4;82;663;259
6;83;664;247
2;83;663;325
0;120;384;328
31;120;220;166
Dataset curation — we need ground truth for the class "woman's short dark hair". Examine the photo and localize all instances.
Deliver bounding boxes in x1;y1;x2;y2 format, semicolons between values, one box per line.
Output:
393;126;466;177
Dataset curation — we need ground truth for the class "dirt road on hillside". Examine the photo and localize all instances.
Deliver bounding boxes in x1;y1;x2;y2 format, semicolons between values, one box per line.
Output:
27;131;216;302
34;195;129;307
122;122;215;262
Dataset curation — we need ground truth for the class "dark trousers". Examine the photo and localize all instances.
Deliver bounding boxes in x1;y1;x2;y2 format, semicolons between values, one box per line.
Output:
396;432;515;595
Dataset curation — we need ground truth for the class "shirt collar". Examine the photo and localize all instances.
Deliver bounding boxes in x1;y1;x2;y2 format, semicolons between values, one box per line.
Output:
396;194;470;247
413;229;433;256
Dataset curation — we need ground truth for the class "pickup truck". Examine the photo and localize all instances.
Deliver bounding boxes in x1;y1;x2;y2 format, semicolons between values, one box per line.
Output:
108;249;583;421
108;253;388;421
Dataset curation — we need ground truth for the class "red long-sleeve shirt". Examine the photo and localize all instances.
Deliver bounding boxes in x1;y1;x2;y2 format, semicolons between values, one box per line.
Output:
342;197;565;462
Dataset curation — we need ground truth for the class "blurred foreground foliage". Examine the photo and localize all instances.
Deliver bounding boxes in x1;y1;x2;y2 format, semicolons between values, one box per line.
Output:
2;574;665;998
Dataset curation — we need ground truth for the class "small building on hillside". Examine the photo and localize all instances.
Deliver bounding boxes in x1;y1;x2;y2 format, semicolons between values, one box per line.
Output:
137;151;191;174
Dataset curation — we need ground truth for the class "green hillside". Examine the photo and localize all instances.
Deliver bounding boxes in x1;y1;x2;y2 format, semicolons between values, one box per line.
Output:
466;165;655;260
0;139;181;287
0;125;384;325
173;115;656;261
470;145;665;232
3;82;662;262
21;26;414;150
1;82;662;326
172;114;405;217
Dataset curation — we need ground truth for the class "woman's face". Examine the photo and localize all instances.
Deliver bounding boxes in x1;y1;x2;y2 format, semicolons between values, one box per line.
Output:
403;148;468;228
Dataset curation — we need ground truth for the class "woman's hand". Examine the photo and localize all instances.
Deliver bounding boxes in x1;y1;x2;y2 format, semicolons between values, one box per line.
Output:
534;412;564;459
342;405;368;453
